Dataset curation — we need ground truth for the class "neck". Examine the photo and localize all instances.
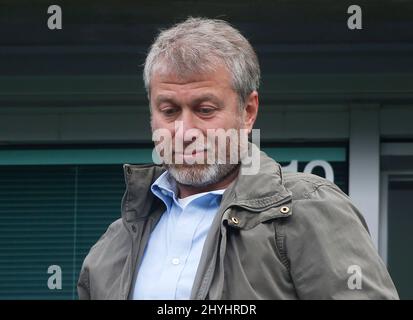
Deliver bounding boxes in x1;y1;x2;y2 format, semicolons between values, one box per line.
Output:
177;165;240;198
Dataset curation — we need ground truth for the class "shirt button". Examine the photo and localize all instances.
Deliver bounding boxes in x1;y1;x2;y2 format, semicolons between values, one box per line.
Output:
171;258;180;265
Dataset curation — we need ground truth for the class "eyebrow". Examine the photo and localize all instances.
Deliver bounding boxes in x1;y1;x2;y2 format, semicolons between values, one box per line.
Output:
190;94;222;108
154;95;176;107
154;93;222;108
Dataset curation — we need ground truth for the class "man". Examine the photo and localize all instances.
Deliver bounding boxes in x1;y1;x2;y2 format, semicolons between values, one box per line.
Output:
77;17;398;299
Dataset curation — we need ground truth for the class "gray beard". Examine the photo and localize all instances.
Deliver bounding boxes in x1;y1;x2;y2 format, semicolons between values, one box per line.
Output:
164;163;239;187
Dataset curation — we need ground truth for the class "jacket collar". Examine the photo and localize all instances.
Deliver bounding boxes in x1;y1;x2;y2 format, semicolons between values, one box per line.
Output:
121;163;165;223
121;145;291;223
225;148;291;211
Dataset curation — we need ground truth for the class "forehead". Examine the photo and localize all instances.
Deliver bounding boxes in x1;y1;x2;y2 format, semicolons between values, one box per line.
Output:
150;64;233;95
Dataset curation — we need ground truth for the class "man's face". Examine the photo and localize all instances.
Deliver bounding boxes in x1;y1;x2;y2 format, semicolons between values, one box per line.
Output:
150;65;257;187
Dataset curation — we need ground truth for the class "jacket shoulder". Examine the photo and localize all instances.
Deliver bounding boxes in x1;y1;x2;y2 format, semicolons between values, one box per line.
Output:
281;171;341;200
280;171;363;228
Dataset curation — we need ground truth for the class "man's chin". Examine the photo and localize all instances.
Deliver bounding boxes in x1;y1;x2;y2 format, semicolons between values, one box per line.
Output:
165;163;210;170
164;163;239;187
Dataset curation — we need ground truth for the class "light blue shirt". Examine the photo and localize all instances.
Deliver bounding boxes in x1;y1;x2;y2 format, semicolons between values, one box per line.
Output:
132;171;225;300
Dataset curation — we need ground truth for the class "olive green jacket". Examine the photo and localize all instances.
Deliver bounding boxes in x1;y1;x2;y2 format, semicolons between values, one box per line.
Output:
77;150;399;299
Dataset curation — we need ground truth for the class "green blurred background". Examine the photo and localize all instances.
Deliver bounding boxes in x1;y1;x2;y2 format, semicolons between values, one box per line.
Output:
0;0;412;299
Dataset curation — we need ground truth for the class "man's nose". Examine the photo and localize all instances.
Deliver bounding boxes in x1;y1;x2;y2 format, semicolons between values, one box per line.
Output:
180;109;198;131
174;110;202;143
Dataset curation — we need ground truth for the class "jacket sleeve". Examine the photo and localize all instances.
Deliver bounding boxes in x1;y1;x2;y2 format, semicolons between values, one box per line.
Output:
77;262;91;300
284;182;399;299
76;226;111;300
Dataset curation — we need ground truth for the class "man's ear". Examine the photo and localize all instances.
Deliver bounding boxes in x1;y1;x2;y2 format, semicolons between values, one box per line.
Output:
243;91;259;133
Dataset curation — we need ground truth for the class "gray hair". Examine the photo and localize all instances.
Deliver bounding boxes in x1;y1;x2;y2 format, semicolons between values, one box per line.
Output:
143;17;260;108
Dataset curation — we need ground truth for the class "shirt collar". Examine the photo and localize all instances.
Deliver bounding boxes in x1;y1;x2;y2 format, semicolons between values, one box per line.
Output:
151;171;225;211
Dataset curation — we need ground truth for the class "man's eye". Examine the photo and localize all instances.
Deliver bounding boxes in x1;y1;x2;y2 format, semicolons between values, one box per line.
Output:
198;107;215;115
162;108;178;116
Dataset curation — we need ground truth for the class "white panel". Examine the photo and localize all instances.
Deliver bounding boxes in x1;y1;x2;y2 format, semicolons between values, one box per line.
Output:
349;106;380;248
